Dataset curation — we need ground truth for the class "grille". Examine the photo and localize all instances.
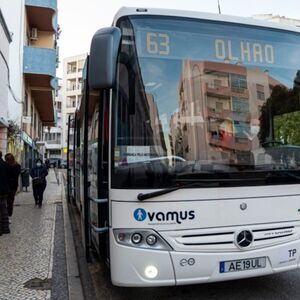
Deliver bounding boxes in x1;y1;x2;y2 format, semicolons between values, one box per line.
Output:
166;225;297;252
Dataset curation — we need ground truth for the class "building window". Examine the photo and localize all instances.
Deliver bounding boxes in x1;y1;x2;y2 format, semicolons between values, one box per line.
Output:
23;92;28;115
216;102;223;112
67;62;76;74
56;101;62;112
78;77;83;90
230;74;247;92
77;59;85;73
214;79;222;88
66;96;76;108
256;84;265;100
232;97;249;113
67;79;77;91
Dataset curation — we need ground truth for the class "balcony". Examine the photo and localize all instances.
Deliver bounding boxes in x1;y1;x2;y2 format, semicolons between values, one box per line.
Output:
25;0;57;32
23;46;56;126
25;0;57;10
207;109;251;122
205;83;249;99
209;134;251;151
24;46;56;78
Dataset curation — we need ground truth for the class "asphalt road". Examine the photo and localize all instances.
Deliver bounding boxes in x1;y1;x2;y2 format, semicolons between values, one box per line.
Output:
87;256;300;300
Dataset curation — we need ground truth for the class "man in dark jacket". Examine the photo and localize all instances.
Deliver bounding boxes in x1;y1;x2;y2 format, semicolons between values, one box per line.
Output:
0;151;10;235
30;159;48;207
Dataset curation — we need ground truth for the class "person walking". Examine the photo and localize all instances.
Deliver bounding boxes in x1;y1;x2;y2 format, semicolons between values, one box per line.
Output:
5;153;21;220
30;159;48;207
0;151;10;235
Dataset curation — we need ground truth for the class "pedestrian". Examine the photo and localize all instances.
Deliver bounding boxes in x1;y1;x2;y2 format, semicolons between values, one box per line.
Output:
30;159;48;207
0;151;10;235
45;158;50;169
5;153;21;220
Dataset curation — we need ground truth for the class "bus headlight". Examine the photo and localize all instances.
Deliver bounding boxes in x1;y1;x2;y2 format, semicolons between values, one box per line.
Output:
114;229;172;251
145;265;158;279
131;233;143;244
146;234;157;246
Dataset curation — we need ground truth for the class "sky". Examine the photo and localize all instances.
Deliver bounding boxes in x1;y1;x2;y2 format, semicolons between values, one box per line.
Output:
57;0;300;76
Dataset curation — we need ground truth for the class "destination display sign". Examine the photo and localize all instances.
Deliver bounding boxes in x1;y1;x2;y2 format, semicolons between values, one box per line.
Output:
134;19;300;70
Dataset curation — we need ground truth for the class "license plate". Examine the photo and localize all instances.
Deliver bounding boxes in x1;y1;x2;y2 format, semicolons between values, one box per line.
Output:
219;257;266;273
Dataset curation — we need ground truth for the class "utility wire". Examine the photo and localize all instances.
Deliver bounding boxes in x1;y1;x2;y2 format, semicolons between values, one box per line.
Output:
0;49;23;104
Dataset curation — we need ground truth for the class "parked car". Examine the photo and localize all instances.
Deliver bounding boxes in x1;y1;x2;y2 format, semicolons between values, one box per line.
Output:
49;158;60;168
60;159;67;169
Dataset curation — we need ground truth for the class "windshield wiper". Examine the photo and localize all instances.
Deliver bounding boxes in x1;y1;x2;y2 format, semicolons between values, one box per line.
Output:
137;181;218;201
137;177;266;201
266;171;300;182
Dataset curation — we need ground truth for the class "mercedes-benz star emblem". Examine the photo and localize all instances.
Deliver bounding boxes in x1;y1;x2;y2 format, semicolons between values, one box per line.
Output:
240;203;247;210
235;230;253;248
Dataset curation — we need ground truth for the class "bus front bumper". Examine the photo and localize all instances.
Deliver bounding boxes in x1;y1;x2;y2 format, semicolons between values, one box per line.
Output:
110;234;300;287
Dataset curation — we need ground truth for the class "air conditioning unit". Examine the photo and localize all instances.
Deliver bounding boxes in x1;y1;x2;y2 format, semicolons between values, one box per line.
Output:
30;27;38;40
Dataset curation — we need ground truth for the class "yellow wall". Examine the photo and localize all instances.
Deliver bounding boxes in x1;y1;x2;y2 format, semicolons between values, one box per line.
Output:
30;30;54;49
23;84;42;140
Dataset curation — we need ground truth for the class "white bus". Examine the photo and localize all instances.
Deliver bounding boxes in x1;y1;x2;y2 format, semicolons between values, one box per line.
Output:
67;7;300;287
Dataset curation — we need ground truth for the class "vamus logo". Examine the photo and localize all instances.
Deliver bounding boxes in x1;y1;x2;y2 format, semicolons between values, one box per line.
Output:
133;208;195;224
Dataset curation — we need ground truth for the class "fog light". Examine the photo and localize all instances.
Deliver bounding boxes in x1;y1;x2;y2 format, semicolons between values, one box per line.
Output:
131;233;142;244
146;234;157;246
145;265;158;279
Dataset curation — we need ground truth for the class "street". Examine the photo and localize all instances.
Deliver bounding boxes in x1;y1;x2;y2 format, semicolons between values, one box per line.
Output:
90;266;300;300
1;170;300;300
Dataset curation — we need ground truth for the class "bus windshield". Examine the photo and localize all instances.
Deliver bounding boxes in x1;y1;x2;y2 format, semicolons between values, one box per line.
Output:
112;15;300;189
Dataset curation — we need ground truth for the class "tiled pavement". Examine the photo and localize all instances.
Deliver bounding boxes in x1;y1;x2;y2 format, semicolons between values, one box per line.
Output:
0;170;62;300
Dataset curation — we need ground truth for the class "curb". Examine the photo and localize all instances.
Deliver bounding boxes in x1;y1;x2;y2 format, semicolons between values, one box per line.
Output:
62;179;85;300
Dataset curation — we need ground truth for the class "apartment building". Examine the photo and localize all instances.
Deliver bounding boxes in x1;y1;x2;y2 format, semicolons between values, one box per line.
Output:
0;9;12;154
62;54;87;156
1;0;59;167
22;0;58;167
44;82;62;159
170;60;281;164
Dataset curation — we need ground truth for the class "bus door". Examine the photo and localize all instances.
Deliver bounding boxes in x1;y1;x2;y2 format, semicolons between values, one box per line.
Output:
67;115;75;203
86;88;109;261
74;114;81;211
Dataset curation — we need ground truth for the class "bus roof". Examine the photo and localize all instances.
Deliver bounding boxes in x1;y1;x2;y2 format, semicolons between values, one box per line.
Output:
113;7;300;34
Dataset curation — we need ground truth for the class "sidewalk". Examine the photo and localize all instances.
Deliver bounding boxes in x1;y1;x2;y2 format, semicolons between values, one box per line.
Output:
0;170;63;300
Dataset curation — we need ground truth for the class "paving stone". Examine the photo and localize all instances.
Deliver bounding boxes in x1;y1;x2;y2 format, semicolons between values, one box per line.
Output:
0;170;61;300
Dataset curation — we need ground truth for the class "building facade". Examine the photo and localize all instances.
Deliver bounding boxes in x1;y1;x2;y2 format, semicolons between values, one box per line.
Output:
22;0;58;167
44;82;62;159
1;0;59;167
170;60;281;165
61;54;87;157
0;8;12;154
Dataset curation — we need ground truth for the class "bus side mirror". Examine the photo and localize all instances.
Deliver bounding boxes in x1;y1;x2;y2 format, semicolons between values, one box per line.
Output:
89;27;121;90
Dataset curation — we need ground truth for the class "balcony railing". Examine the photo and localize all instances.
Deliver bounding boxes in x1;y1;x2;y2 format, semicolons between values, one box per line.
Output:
207;109;251;122
209;134;251;151
205;83;249;98
23;46;56;78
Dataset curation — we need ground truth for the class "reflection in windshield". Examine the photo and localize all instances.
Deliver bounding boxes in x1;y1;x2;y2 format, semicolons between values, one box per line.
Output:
112;16;300;189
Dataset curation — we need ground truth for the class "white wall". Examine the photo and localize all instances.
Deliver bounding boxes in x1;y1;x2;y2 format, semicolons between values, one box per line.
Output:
0;9;10;121
1;0;24;126
61;53;87;152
